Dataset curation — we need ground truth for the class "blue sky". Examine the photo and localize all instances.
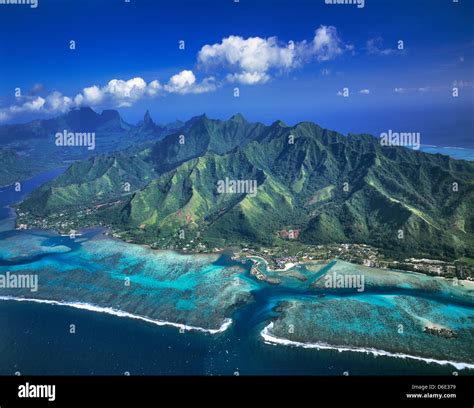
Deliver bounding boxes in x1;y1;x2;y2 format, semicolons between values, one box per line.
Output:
0;0;473;146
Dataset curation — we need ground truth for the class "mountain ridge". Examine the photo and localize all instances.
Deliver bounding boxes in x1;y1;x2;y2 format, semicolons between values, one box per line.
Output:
16;113;474;260
0;107;192;186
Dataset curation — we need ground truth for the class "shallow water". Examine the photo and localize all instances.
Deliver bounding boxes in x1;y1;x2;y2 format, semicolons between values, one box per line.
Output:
0;168;473;375
419;146;474;161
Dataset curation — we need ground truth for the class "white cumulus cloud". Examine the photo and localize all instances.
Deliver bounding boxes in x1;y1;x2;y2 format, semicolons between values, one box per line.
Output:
44;91;73;112
198;35;297;85
312;25;350;61
0;92;74;121
81;85;105;106
198;26;351;85
226;72;270;85
0;71;217;121
164;70;217;94
75;77;161;108
0;25;357;122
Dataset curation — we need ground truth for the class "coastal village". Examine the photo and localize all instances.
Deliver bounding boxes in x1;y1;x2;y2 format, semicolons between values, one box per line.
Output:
232;243;474;284
15;207;474;283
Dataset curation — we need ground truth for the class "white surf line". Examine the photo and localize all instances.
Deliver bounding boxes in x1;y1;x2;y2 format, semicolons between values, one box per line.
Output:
0;296;232;334
261;322;474;371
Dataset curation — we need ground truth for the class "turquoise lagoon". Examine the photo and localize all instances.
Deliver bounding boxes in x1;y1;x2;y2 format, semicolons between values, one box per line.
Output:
419;145;474;161
0;168;473;375
0;228;473;374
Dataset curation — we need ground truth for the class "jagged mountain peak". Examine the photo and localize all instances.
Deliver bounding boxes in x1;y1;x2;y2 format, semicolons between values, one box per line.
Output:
229;113;247;123
143;109;154;126
270;119;288;128
185;113;209;127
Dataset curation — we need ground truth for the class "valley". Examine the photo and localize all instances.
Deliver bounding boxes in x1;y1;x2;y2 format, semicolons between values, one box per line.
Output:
14;112;474;271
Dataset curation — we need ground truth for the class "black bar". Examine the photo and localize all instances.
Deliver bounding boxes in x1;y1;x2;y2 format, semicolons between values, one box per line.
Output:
0;376;472;407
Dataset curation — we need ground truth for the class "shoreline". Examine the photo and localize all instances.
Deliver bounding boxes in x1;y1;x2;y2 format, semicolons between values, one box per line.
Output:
247;254;474;287
0;296;233;335
4;224;473;288
12;203;472;281
249;255;297;272
261;322;474;371
6;296;472;371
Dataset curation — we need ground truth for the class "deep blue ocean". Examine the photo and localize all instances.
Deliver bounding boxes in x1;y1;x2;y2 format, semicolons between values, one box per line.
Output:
0;296;465;376
0;154;473;376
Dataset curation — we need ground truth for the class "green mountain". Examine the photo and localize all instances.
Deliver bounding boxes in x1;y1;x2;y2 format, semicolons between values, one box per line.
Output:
18;114;474;259
0;107;130;144
0;108;178;186
150;113;266;172
0;148;44;186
